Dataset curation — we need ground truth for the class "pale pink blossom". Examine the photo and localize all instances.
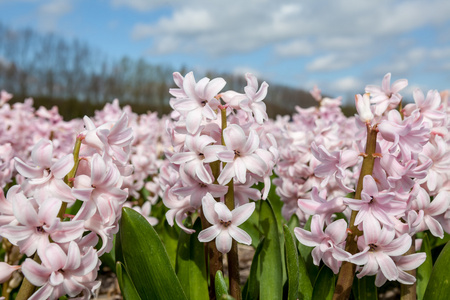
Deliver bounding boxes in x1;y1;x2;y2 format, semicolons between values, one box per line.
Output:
198;193;255;254
163;188;196;234
418;136;450;195
14;139;75;204
216;124;268;185
355;93;374;123
344;175;405;229
172;167;228;208
0;90;13;106
403;89;446;126
378;109;430;161
349;218;412;282
22;242;100;300
298;187;346;225
0;262;20;283
72;153;128;224
294;215;350;274
170;133;220;184
240;73;269;124
365;73;408;116
311;142;359;193
171;72;225;134
374;253;426;286
0;193;84;257
411;188;449;238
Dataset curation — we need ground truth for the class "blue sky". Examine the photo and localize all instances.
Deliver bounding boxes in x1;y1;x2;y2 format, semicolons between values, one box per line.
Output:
1;0;450;103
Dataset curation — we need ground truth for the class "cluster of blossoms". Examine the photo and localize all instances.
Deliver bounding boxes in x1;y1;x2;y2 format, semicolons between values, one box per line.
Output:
272;85;358;224
161;72;278;253
281;73;450;286
0;91;135;299
87;100;170;226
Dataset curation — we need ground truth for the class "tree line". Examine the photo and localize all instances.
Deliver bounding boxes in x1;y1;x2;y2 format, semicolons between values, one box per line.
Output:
0;22;350;120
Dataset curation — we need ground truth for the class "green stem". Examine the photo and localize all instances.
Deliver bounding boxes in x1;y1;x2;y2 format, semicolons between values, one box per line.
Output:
400;237;416;300
220;107;241;300
58;136;83;219
333;123;379;300
16;254;41;300
200;209;223;300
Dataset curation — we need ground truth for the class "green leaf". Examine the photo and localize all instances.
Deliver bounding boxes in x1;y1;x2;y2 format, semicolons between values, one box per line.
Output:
428;232;450;249
243;237;265;300
417;234;432;300
100;251;116;273
215;270;229;300
283;225;312;300
356;276;377;300
120;207;187;300
297;216;319;284
259;199;283;300
283;225;299;300
287;214;299;232
239;206;261;249
311;266;335;300
298;216;313;261
176;217;209;300
423;240;450;300
157;218;179;269
115;221;124;264
423;239;450;299
116;262;142;300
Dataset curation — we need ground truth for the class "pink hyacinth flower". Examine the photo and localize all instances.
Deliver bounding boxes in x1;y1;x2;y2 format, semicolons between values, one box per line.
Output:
170;133;220;184
171;72;225;134
216;124;267;185
14;139;75;204
0;262;20;283
198;193;255;254
21;242;100;300
240;73;269;124
294;215;350;274
365;73;408;116
378;109;430;161
0;193;85;257
311;142;359;193
355;93;374;123
348;218;412;282
344;175;405;229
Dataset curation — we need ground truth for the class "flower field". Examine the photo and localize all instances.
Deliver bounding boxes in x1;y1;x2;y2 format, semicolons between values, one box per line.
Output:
1;72;450;299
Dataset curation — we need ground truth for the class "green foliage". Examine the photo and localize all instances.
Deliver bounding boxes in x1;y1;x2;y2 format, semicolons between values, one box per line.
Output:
353;276;378;300
312;266;335;300
423;240;450;300
297;216;319;284
116;262;141;300
215;271;231;300
176;217;209;300
417;234;432;300
259;199;283;300
283;225;300;300
243;237;265;300
117;207;187;300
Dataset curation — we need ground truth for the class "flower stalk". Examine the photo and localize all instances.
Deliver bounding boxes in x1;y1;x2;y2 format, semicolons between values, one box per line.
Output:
221;107;241;299
400;237;416;300
333;123;379;300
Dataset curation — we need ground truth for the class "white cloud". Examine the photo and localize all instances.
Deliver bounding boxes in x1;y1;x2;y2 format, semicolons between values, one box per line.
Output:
275;40;314;57
330;76;363;93
110;0;184;11
129;0;450;61
37;0;72;32
306;51;369;72
232;66;263;79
